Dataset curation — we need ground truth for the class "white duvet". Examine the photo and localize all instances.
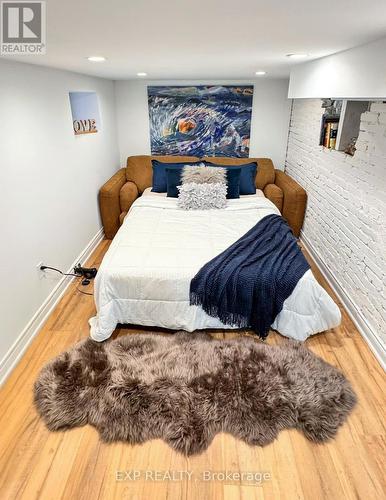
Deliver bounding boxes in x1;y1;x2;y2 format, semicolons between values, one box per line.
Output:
90;191;341;341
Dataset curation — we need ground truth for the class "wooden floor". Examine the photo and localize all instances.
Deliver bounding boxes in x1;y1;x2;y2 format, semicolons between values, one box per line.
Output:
0;240;385;500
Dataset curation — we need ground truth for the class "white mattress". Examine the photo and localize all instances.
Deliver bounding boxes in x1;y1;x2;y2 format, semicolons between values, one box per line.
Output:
141;187;266;198
90;192;341;341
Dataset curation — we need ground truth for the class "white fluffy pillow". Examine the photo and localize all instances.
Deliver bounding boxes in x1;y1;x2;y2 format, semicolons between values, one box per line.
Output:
181;165;227;185
177;182;227;210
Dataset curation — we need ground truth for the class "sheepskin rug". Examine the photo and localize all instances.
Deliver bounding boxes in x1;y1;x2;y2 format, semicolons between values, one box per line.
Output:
34;332;356;455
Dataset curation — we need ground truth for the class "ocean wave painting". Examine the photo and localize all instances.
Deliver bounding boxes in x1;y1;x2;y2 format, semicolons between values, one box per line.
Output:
147;85;253;157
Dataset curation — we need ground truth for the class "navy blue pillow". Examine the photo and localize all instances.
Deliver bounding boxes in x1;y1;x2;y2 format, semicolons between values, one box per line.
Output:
166;167;184;198
225;168;241;199
151;160;202;193
204;161;257;195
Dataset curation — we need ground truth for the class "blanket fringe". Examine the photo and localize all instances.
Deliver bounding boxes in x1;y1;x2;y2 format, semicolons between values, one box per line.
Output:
190;292;268;339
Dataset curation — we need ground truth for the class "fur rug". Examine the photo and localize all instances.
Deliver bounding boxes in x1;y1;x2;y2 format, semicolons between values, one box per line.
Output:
34;332;356;455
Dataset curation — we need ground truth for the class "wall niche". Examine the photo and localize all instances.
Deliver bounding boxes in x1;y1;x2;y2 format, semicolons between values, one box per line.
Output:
319;99;371;155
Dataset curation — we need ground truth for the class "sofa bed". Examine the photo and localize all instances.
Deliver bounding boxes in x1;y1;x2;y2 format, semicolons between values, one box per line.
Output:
100;156;307;239
90;156;340;341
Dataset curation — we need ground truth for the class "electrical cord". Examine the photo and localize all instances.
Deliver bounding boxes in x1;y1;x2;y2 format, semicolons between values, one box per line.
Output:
40;265;80;277
76;286;93;296
41;265;94;296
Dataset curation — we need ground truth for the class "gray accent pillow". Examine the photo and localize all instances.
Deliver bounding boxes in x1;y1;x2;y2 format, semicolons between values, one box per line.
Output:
177;182;227;210
181;165;227;185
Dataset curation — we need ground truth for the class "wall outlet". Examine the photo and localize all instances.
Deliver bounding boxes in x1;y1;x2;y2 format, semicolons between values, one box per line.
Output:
36;261;45;279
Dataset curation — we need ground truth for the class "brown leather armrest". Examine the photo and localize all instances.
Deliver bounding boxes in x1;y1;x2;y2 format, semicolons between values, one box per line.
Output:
120;181;139;214
99;168;127;239
119;211;128;225
274;170;307;237
264;184;283;212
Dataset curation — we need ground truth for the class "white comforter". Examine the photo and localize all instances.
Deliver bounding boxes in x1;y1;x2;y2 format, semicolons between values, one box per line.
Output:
90;193;341;341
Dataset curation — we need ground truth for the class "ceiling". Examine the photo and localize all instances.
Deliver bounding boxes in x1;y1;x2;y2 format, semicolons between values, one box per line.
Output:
2;0;386;80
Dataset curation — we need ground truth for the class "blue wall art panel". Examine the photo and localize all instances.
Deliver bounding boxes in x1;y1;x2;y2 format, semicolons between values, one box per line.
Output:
147;85;253;157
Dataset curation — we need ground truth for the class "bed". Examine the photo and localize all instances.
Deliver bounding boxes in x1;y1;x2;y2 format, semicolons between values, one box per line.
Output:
89;188;341;341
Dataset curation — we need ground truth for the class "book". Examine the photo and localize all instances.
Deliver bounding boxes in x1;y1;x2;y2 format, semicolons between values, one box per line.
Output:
324;122;332;148
319;116;327;145
329;123;338;149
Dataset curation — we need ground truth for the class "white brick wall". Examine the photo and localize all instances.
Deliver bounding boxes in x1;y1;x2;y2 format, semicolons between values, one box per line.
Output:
285;99;386;348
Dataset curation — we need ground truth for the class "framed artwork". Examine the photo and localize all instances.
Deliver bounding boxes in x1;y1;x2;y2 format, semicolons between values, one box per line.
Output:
69;91;100;135
148;85;253;157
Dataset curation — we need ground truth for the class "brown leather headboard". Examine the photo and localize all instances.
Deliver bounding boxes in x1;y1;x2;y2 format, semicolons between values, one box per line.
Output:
126;155;275;193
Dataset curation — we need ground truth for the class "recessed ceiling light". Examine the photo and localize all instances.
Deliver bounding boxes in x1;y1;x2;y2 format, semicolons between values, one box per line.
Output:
137;72;147;77
87;56;106;62
255;71;267;75
286;53;308;59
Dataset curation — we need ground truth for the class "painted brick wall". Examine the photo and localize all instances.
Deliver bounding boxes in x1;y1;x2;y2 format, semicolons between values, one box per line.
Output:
285;99;386;348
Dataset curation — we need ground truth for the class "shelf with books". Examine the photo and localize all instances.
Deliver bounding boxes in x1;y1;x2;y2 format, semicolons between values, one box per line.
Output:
319;99;342;150
320;117;339;149
319;99;370;155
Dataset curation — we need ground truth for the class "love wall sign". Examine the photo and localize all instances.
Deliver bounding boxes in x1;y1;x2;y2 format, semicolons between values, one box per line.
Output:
73;118;97;135
69;92;100;136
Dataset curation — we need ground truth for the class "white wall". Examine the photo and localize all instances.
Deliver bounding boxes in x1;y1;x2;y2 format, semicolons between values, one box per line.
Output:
0;59;119;368
285;99;386;362
288;37;386;99
115;79;291;170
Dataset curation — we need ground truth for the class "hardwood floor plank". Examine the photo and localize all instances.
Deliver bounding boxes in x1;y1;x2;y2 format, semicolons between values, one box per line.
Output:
0;239;385;500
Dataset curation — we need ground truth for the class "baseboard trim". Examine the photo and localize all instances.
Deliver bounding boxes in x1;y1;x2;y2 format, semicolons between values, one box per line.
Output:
301;233;386;371
0;228;104;386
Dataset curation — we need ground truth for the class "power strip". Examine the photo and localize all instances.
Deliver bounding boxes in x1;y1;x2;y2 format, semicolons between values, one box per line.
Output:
73;264;97;279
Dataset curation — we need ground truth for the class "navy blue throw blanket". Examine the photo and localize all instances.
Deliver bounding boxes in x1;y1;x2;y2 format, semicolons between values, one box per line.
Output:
190;214;310;339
